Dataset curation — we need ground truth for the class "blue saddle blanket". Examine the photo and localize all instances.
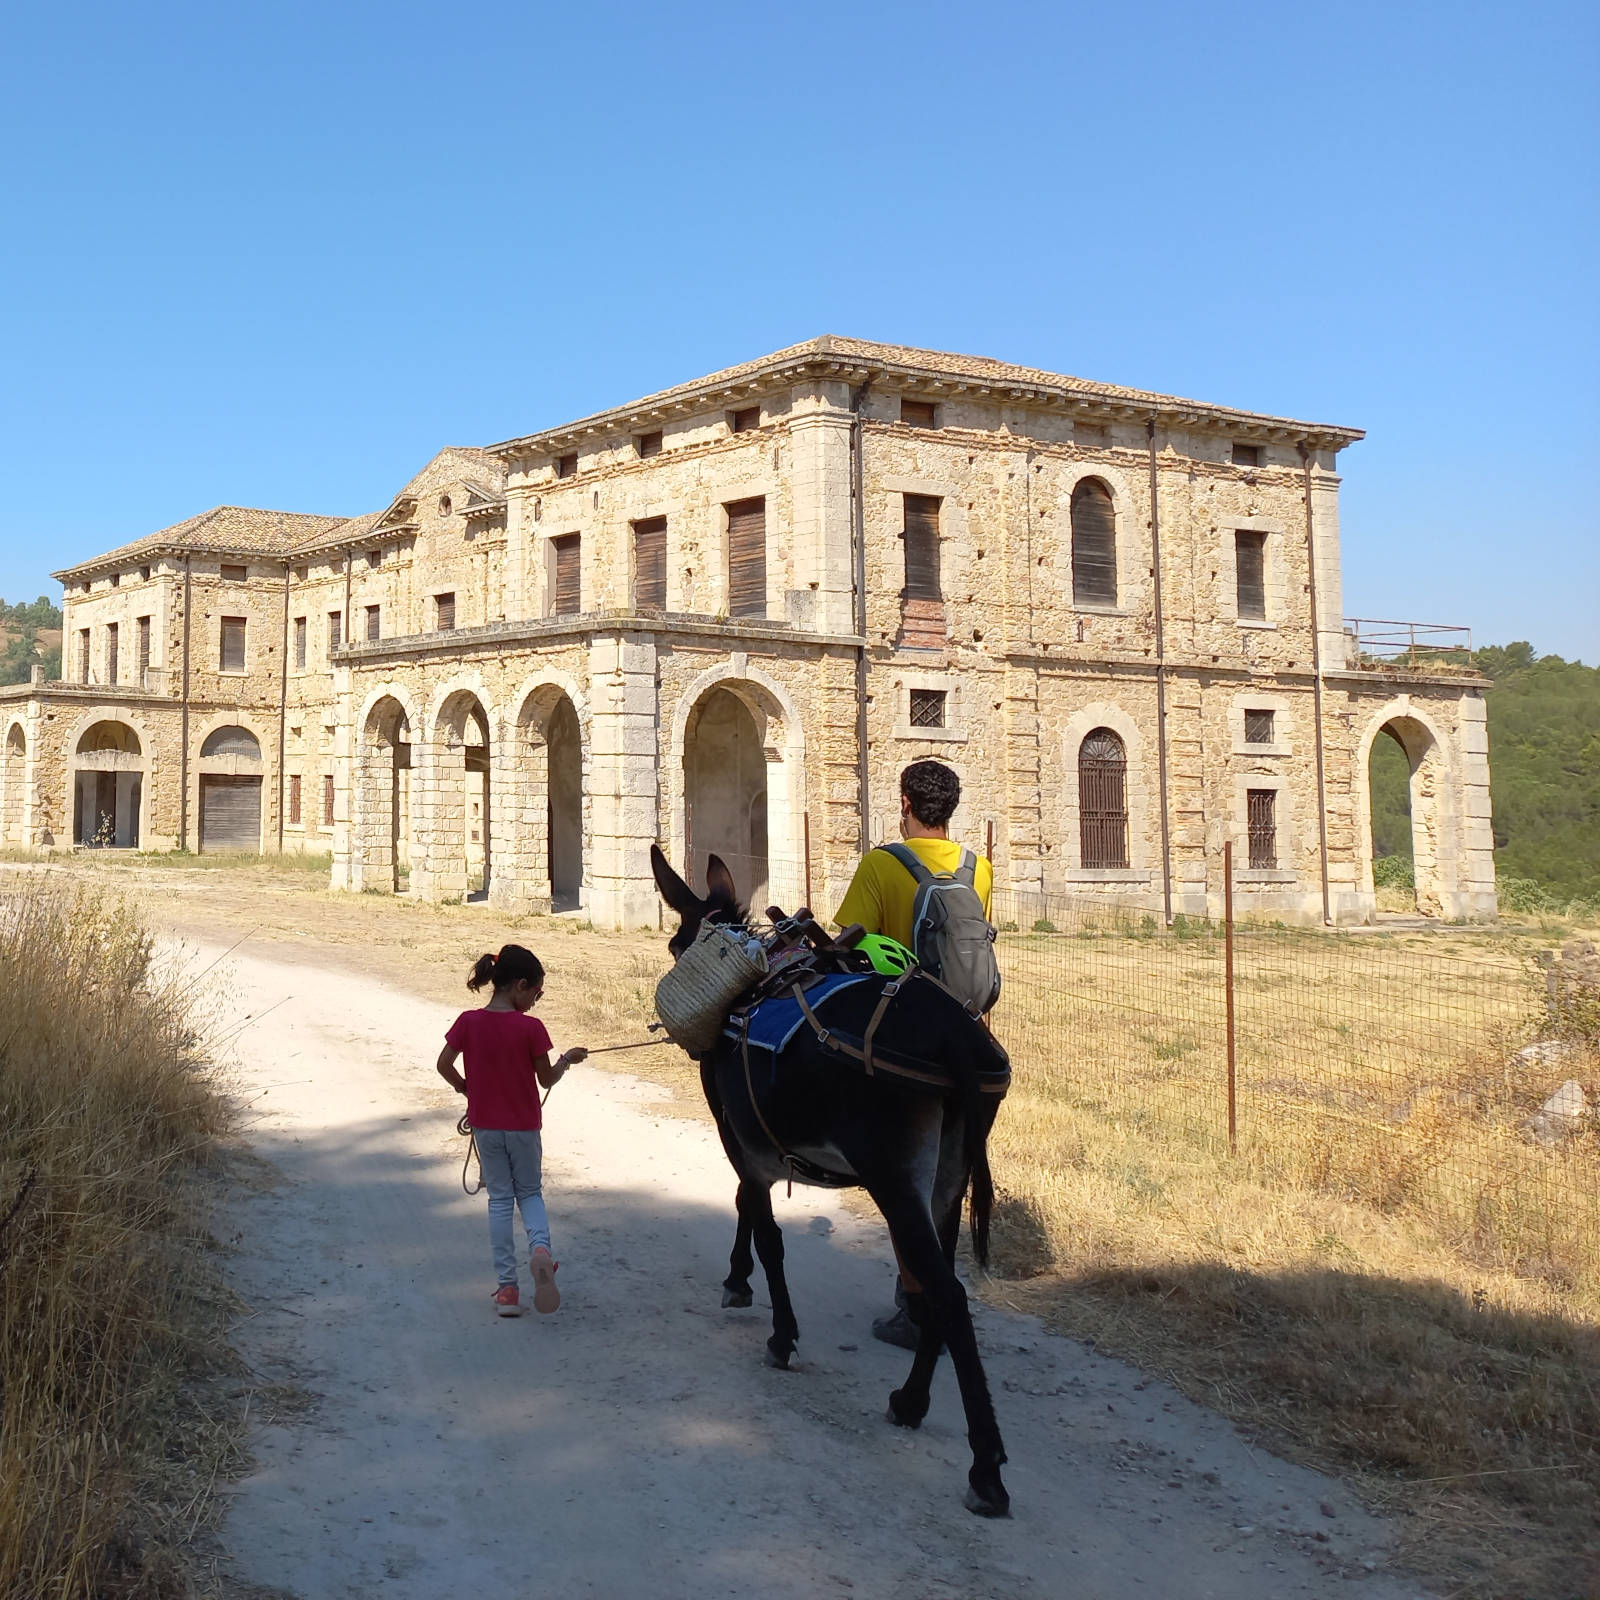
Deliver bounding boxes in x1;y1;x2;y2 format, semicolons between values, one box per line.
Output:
728;973;876;1056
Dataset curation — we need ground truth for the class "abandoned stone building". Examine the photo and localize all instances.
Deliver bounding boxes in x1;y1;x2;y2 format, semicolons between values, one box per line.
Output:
0;337;1497;927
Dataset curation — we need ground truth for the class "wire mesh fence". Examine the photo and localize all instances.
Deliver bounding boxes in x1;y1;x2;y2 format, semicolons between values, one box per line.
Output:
987;862;1600;1299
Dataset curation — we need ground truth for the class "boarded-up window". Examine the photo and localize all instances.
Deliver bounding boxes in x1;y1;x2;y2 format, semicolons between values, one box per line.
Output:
729;406;760;434
328;611;342;652
137;616;151;680
901;399;937;429
106;623;118;684
294;616;307;668
557;453;578;478
78;629;90;683
323;774;335;827
1078;728;1129;869
726;498;767;618
365;605;380;642
220;616;246;672
909;688;946;728
1232;442;1261;468
221;563;247;582
633;517;667;610
435;593;456;630
1235;531;1267;621
552;534;581;615
1244;707;1275;745
636;430;662;460
903;494;942;601
1071;479;1117;606
289;774;302;826
1247;788;1277;869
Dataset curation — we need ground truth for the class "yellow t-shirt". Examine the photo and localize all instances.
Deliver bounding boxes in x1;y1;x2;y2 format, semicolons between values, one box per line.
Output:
834;840;994;949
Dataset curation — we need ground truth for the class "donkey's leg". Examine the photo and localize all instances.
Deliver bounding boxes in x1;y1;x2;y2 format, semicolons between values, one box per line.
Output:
722;1210;755;1309
738;1179;800;1368
882;1176;966;1429
870;1182;1009;1517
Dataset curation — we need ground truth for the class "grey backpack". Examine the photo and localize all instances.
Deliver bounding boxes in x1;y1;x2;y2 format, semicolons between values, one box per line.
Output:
876;844;1001;1016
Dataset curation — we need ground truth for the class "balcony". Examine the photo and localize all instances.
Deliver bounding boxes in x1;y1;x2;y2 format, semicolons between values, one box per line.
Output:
1343;618;1476;675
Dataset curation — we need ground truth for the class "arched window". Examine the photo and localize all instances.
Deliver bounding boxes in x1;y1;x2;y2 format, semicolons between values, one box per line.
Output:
1078;727;1128;868
1071;479;1117;607
200;725;261;760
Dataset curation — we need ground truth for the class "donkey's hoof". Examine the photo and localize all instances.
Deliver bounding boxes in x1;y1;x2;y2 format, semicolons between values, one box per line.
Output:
721;1286;753;1309
764;1340;794;1369
964;1473;1011;1518
886;1388;926;1429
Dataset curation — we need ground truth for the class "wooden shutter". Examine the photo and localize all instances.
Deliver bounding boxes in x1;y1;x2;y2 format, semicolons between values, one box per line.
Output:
323;774;335;827
1232;442;1260;468
220;616;246;671
365;605;381;642
199;775;261;851
903;494;942;601
328;611;342;651
289;774;302;826
726;498;766;618
78;630;90;683
901;399;937;429
636;431;662;459
1247;788;1277;869
552;534;581;615
294;616;307;667
106;623;118;684
137;616;150;679
1071;480;1117;606
633;517;667;610
436;593;456;630
1236;532;1267;620
1078;728;1129;869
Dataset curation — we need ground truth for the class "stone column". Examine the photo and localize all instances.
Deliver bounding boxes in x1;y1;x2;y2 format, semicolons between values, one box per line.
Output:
787;382;857;635
586;631;660;930
329;667;356;890
1458;689;1497;919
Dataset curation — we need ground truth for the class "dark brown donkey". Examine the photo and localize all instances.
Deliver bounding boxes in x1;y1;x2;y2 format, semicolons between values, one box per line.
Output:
650;845;1012;1516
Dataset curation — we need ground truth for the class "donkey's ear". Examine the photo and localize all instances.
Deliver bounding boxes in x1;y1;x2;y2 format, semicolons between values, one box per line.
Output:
705;854;740;909
651;843;704;918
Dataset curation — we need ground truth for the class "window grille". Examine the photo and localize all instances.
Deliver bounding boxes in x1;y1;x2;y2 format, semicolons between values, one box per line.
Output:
1247;788;1277;869
365;605;380;642
220;617;246;672
1235;531;1267;621
1071;480;1117;606
435;593;456;631
1244;707;1275;744
900;399;937;429
294;616;307;668
1078;728;1129;869
633;518;667;610
726;499;767;618
909;688;946;728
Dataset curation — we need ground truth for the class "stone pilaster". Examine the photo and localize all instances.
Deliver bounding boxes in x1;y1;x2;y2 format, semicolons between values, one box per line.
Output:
787;382;857;635
586;631;661;930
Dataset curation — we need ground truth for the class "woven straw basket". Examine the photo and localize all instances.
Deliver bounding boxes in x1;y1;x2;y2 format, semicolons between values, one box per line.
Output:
654;923;768;1055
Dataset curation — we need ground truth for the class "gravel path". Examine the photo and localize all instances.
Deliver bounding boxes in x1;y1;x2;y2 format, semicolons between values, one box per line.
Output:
206;938;1428;1600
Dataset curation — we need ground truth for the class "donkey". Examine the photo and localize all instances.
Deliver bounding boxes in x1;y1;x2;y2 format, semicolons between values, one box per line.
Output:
650;845;1012;1516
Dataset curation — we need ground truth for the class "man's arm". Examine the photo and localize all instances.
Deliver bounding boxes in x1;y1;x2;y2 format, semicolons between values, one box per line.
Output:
435;1044;467;1097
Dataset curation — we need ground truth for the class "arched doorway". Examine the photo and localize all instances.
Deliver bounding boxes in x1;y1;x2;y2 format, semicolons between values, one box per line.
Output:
197;725;263;852
1366;716;1443;917
684;685;769;907
74;721;144;848
358;697;412;893
513;686;584;912
435;692;492;900
2;722;26;846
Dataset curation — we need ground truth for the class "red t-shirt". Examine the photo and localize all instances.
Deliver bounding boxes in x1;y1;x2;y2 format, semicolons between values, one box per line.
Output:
444;1008;554;1131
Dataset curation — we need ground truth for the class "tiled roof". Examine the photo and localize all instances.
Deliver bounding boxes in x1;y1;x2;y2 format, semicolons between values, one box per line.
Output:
54;506;347;579
490;336;1364;456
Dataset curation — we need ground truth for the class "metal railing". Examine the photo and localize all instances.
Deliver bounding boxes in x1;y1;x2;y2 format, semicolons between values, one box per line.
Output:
1343;617;1474;668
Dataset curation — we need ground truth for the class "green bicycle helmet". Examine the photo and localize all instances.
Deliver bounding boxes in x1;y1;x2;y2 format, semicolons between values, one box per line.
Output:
857;933;916;977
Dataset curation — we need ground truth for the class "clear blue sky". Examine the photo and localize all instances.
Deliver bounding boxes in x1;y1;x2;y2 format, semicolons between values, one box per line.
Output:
2;0;1594;660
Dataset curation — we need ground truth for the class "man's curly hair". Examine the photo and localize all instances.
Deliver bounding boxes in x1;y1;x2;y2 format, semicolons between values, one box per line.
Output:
901;761;960;829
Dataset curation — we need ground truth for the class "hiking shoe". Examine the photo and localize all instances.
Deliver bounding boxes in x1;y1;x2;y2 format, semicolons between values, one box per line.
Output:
530;1247;561;1315
493;1283;523;1317
871;1306;920;1350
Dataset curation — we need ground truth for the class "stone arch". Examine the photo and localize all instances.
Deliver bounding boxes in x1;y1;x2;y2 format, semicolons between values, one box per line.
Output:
192;714;269;854
1;721;26;846
353;692;415;893
670;660;806;910
1355;699;1454;919
505;673;590;913
199;724;261;759
416;680;497;902
70;716;147;848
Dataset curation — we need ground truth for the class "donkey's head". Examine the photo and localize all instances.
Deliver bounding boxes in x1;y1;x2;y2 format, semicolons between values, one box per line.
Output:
650;844;745;961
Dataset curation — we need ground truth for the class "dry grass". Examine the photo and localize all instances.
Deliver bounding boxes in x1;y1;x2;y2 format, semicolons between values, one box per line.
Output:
0;880;236;1599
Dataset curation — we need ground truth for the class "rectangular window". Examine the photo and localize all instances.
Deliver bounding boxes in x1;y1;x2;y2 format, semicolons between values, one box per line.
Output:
78;629;90;683
632;517;667;610
909;688;947;728
137;616;151;680
288;774;302;826
294;616;307;668
367;549;383;569
725;497;767;618
105;623;118;684
328;610;342;652
139;565;151;582
220;616;246;672
322;774;335;828
903;494;942;601
1232;442;1260;468
364;604;381;642
1235;531;1267;621
635;430;663;460
221;563;247;582
900;399;937;429
1247;788;1277;869
110;573;120;588
729;406;760;434
557;452;578;479
551;534;581;616
1244;708;1275;745
435;592;456;631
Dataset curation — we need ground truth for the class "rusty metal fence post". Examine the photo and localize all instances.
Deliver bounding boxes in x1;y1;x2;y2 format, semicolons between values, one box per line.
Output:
1224;839;1237;1155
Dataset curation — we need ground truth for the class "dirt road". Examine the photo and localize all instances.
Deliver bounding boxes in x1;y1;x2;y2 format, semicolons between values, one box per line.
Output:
199;934;1426;1600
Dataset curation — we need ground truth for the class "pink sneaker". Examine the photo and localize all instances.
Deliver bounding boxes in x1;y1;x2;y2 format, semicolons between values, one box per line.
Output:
493;1283;523;1317
530;1248;561;1314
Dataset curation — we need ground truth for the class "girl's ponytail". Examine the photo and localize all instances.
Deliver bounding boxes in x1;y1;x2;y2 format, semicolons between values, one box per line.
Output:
467;952;498;992
466;944;544;993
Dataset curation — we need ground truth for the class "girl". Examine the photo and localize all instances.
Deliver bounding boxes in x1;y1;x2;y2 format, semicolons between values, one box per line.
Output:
435;944;588;1317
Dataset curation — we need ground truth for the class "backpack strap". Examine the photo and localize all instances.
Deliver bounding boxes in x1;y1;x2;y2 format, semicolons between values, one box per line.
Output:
876;842;935;885
954;849;977;889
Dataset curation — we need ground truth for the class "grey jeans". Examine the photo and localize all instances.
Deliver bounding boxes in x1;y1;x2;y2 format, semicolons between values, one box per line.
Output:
474;1128;551;1285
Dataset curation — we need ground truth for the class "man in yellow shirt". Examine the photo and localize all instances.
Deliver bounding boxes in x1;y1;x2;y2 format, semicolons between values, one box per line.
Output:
834;759;993;1350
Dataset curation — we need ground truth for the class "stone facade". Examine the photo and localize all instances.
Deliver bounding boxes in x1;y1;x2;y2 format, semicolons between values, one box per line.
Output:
0;338;1497;926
